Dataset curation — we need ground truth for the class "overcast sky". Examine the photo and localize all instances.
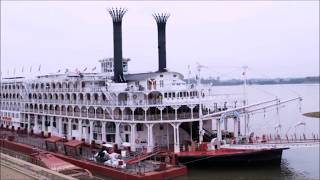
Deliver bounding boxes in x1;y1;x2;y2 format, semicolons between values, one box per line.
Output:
1;1;319;80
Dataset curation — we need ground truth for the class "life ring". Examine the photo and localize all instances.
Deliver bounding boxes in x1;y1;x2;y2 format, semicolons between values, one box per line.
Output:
135;139;139;144
133;95;137;99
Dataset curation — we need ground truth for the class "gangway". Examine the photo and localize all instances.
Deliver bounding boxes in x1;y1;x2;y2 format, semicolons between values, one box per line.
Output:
126;147;162;165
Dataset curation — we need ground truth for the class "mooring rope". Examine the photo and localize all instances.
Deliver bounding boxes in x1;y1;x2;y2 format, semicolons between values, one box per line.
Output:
181;154;219;165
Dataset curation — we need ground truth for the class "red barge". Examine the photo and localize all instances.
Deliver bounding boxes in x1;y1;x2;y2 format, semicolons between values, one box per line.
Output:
0;129;187;180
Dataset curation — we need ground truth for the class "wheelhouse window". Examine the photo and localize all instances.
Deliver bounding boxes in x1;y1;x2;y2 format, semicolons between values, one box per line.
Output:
160;80;164;88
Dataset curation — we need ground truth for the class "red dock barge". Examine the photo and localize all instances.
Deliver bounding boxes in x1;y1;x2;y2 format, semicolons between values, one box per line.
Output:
0;130;187;180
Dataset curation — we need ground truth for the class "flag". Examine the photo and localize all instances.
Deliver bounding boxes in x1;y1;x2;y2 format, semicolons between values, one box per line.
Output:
57;69;61;73
83;67;87;72
38;65;41;72
92;66;96;71
242;66;248;77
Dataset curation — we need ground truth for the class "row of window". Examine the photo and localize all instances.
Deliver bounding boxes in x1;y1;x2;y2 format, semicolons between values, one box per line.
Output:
1;80;103;90
164;91;199;98
1;83;24;90
1;111;20;118
25;92;107;101
1;106;20;111
1;93;22;99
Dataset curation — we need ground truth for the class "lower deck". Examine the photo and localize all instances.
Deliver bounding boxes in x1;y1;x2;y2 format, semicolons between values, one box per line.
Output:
0;128;187;180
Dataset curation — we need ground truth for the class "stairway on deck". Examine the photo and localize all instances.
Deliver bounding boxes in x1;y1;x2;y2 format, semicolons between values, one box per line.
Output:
126;148;161;165
179;122;215;142
202;128;216;142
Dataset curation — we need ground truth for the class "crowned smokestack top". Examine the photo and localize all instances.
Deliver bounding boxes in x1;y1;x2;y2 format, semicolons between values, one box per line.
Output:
153;13;170;72
108;7;127;83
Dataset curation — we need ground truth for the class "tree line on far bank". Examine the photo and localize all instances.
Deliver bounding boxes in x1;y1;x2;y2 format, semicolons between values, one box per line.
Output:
186;76;320;86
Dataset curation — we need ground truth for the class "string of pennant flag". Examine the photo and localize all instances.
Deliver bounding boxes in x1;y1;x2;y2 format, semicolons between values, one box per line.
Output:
6;65;97;76
57;67;97;74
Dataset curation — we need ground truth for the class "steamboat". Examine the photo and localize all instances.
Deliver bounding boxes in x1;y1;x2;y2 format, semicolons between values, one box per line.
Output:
0;7;309;179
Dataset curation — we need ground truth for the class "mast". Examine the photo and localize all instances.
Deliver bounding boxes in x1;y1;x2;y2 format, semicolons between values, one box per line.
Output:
187;65;191;86
242;66;249;136
276;98;282;137
196;63;204;142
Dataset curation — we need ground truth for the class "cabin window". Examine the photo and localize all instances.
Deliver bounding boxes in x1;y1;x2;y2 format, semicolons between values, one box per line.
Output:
107;134;115;142
160;80;164;88
125;134;129;142
106;123;115;133
124;125;129;131
137;123;144;131
160;74;163;77
214;103;218;111
164;93;167;98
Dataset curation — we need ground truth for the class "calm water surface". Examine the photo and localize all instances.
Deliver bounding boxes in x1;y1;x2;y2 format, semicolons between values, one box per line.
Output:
176;84;319;180
176;146;319;180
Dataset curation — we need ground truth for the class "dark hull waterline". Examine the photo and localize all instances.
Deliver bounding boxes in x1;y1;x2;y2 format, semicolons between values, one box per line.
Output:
177;148;287;167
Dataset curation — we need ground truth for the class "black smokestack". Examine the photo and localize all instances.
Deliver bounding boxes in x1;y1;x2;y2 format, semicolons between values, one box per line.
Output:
153;13;170;72
108;8;127;83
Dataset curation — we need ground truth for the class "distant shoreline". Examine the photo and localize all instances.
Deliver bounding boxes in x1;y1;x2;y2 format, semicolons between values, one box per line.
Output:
208;82;320;86
187;76;320;86
211;82;320;86
303;112;320;118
